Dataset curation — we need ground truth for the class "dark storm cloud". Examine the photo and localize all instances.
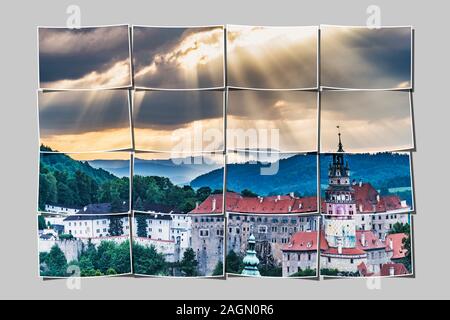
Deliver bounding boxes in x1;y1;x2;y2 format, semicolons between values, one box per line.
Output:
39;25;131;87
132;27;185;70
228;90;317;120
133;26;224;89
133;90;224;130
39;90;130;136
321;27;412;89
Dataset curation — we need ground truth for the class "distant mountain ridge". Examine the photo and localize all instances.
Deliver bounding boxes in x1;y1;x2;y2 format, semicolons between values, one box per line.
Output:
191;154;318;196
132;156;222;186
319;153;411;190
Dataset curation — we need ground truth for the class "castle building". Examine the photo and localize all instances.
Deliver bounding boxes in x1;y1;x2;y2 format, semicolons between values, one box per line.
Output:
132;204;193;263
317;132;412;276
44;204;81;215
189;192;318;276
281;231;323;277
63;215;130;239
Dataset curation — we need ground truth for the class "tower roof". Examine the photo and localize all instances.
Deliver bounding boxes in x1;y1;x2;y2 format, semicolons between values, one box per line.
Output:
337;126;344;152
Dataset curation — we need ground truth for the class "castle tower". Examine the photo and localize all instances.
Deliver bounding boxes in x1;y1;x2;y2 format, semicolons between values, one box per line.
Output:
241;234;261;277
324;128;357;248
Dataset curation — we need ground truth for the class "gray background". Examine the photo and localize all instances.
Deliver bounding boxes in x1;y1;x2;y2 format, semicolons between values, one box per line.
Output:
0;0;447;300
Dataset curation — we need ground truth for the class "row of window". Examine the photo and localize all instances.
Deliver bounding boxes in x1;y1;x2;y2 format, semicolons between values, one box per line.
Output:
67;220;108;227
199;229;224;237
285;253;313;261
193;217;224;223
229;216;311;224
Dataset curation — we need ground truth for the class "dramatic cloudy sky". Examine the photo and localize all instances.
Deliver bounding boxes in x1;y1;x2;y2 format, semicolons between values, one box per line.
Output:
227;25;318;89
39;90;132;153
133;26;224;89
321;91;414;153
227;90;318;152
321;26;412;89
133;90;224;152
39;25;131;89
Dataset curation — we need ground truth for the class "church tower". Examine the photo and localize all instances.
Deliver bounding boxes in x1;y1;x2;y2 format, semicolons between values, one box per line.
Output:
324;128;357;249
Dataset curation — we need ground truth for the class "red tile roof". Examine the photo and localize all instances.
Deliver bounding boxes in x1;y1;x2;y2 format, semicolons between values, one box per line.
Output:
319;230;329;251
385;233;408;259
189;193;226;214
189;192;318;215
355;230;385;251
380;263;409;276
282;231;319;252
322;247;367;256
321;182;408;214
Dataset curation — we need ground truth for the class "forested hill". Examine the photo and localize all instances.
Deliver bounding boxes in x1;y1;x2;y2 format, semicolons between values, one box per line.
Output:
190;154;318;197
39;146;128;211
40;146;118;185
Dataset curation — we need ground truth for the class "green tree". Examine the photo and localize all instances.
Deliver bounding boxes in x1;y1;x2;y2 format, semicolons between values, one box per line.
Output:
44;245;68;277
259;265;282;277
109;216;124;236
38;215;47;230
320;268;340;276
397;235;412;272
179;248;198;276
241;189;258;197
225;251;244;274
57;181;73;206
111;241;132;274
110;193;123;213
289;268;317;277
96;241;116;273
59;233;74;240
212;261;224;276
39;173;57;210
106;268;117;275
389;222;410;235
132;242;169;276
134;197;144;211
136;215;148;238
196;186;212;202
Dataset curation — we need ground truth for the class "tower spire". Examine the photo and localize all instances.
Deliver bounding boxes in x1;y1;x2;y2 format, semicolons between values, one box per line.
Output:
337;126;344;153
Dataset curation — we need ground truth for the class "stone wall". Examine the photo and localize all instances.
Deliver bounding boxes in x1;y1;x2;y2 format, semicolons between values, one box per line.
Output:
39;239;83;262
190;215;225;276
282;251;318;277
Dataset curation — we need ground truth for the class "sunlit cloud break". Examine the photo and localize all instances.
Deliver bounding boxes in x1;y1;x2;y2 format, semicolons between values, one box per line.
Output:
227;25;318;89
321;91;414;153
133;26;224;89
39;90;132;153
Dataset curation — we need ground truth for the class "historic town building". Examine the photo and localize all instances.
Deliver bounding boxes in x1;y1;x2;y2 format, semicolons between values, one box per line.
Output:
281;231;322;277
63;215;130;239
318;133;411;276
189;192;319;276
